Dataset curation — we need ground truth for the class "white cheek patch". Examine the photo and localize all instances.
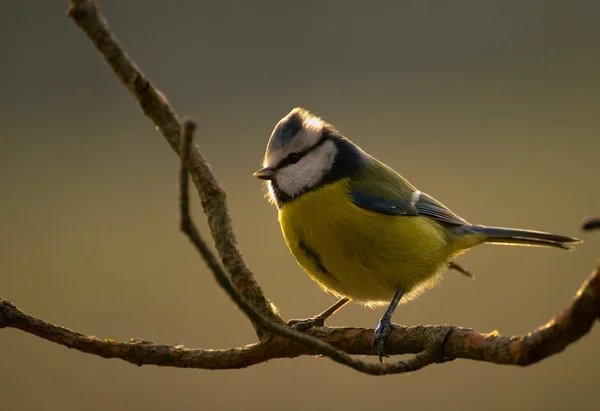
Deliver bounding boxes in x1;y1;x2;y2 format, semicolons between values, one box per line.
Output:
275;140;336;197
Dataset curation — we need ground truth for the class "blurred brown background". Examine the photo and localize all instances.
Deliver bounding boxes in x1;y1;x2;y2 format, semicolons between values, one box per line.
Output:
1;1;599;410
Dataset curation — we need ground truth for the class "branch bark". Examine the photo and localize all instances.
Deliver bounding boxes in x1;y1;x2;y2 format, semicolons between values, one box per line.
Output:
0;0;598;377
1;260;599;371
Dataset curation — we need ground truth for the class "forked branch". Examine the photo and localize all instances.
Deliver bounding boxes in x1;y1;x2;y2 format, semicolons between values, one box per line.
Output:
67;0;282;338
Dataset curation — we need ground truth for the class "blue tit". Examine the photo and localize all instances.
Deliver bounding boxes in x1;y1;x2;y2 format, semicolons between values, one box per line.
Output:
253;108;580;362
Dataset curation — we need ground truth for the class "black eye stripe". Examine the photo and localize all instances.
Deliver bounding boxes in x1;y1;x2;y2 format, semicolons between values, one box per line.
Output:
275;133;330;170
280;152;303;167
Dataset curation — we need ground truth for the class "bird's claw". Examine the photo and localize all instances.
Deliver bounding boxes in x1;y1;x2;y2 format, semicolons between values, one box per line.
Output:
372;321;400;362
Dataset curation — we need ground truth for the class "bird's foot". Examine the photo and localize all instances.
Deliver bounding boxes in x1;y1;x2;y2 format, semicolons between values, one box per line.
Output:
372;320;401;363
287;316;326;332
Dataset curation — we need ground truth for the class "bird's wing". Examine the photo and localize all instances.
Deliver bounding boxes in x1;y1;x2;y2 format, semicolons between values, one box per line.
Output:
349;158;469;226
413;192;469;226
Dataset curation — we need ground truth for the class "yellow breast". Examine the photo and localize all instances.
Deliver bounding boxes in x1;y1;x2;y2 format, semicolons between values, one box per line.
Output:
278;179;456;306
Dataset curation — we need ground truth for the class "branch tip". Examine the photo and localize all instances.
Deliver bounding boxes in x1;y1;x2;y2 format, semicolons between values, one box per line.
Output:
581;217;600;232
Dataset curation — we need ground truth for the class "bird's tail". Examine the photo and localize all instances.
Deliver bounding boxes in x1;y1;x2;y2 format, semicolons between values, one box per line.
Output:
466;225;581;250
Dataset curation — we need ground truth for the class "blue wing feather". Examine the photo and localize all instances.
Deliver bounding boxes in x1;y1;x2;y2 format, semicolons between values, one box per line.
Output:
350;190;418;216
351;189;468;226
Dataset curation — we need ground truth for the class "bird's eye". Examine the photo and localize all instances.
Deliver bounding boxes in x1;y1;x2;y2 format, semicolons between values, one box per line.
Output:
286;153;303;164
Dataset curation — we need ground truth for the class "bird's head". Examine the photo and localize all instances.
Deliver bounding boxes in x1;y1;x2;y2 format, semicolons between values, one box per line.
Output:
254;108;364;206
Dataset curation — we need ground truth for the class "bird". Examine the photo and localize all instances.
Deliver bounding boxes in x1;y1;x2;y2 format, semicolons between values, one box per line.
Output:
253;107;580;362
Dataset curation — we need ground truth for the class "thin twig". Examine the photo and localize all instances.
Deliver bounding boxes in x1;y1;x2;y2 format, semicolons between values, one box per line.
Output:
66;0;282;338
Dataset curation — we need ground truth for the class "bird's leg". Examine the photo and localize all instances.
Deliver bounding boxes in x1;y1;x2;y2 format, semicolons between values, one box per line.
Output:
288;297;351;331
372;290;404;363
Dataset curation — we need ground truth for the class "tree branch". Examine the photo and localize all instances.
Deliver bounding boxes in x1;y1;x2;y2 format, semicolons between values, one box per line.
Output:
1;260;598;371
0;0;597;377
66;0;282;338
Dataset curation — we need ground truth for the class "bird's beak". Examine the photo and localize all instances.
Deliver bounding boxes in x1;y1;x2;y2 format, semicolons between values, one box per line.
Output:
253;167;276;180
